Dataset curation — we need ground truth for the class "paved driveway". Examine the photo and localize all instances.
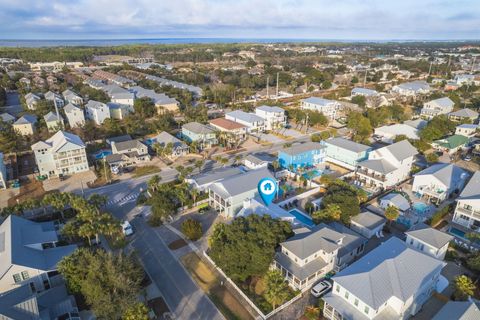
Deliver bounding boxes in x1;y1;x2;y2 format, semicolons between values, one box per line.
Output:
131;217;224;320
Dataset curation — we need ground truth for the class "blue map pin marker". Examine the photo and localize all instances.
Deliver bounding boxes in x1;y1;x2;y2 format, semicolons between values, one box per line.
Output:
258;177;277;206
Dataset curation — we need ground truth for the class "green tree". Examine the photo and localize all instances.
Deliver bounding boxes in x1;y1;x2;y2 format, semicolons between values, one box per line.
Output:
123;303;149;320
467;252;480;273
419;115;456;142
181;218;203;241
58;249;144;319
312;204;342;223
384;206;399;225
454;275;476;301
322;180;362;224
425;152;439;164
263;270;290;309
209;215;292;281
351;95;366;108
347;112;372;143
133;96;156;118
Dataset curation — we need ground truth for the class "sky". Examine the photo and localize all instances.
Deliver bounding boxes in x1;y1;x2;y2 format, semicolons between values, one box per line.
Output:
0;0;479;40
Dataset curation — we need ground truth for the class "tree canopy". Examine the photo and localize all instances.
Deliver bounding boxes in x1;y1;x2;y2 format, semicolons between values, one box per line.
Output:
321;180;366;224
209;215;292;281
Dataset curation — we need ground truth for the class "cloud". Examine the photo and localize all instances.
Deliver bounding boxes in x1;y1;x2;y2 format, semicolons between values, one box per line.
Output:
0;0;479;39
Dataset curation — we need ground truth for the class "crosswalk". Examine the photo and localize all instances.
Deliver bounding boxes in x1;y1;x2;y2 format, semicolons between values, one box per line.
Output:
106;192;140;206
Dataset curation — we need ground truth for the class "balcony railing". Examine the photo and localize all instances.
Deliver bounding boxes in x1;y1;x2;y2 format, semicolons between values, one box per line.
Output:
356;169;386;182
456;207;480;219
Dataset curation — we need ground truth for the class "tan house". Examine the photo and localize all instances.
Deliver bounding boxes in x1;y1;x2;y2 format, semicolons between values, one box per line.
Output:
13;114;37;136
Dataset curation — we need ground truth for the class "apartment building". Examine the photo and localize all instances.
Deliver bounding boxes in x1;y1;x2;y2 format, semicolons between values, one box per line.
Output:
323;237;445;320
300;97;341;120
355;140;418;191
31;131;89;178
254;105;286;131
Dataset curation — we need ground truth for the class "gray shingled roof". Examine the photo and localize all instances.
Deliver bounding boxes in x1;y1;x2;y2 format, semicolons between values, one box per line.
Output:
191;167;242;187
154;131;187;149
281;223;344;259
459;171;480;200
183;122;216;135
358;158;397;174
333;237;445;309
406;223;453;249
44;111;63;123
226;110;265;124
328;222;367;259
256;105;285;113
351;87;378;96
384;139;418;161
351;211;386;230
415;163;469;189
325;137;370;153
113;139;146;152
275;251;327;281
381;193;410;211
427;97;454;108
280;142;325;156
432;300;480;320
209;168;274;198
449;108;479;118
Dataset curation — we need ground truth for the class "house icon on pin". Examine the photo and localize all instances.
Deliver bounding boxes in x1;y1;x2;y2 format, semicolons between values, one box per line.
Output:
264;182;272;191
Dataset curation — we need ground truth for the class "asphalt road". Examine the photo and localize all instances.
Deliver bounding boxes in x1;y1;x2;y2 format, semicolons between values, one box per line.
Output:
130;214;225;320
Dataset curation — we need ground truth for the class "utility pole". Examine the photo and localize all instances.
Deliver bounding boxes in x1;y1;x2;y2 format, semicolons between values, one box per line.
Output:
471;56;477;73
428;61;433;76
276;72;279;100
304;112;309;134
266;76;270;99
363;68;368;87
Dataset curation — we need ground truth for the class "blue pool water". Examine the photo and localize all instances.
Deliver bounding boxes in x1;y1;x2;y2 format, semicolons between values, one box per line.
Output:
449;227;466;239
413;202;430;214
302;169;322;179
289;209;315;227
144;138;155;146
95;150;112;160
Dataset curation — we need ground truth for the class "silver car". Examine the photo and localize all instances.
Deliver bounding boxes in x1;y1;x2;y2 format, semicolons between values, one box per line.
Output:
311;280;332;297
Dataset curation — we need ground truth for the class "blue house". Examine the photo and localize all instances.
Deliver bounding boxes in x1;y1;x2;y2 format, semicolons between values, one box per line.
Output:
278;142;326;171
181;122;217;149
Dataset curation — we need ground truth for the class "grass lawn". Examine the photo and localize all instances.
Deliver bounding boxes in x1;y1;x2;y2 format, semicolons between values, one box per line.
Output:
132;165;162;178
181;252;253;320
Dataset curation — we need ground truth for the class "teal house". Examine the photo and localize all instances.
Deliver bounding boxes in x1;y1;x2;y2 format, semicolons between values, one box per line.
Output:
181;122;217;149
323;137;371;170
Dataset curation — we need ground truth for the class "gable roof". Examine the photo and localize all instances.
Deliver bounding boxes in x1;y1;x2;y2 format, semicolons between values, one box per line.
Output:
350;211;386;230
432;300;480;320
427;97;454;108
154;131;187;149
43;111;63;123
210;118;247;130
31;131;85;152
191;166;243;187
333;237;445;309
112;139;146;152
358;158;397;174
433;134;469;150
0;112;15;122
63;103;81;113
301;97;338;106
183;122;216;135
415;163;469;188
352;87;378;96
0;215;77;279
384;139;418;161
208;168;273;199
459;171;480;200
381;193;410;211
396;81;431;92
449;108;479;118
85;99;107;110
406;223;453;249
13;114;37;125
281;223;344;258
256;105;285;113
280;142;325;156
226;110;265;124
325;137;371;153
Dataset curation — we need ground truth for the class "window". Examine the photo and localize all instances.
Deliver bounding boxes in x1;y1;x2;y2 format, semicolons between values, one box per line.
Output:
344;291;349;299
354;299;359;307
364;306;369;314
13;273;22;283
410;239;414;245
336;285;340;293
21;271;30;280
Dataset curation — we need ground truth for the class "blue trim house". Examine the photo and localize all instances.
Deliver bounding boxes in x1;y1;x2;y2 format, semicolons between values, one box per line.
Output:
278;142;326;171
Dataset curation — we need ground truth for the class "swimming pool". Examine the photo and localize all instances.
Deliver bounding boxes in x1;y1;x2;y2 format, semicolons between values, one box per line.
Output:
289;209;315;227
302;169;323;179
449;227;466;239
413;202;430;214
95;150;112;160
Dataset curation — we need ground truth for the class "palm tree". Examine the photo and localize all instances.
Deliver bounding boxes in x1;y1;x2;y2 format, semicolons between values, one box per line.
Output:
190;188;199;205
88;194;108;209
194;159;204;173
148;175;161;192
220;157;229;167
234;155;241;166
272;160;280;173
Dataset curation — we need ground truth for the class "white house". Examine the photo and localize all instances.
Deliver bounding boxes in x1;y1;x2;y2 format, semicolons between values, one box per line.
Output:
455;124;478;137
106;139;150;168
44;91;64;108
451;171;480;236
391;81;431;96
187;166;243;191
85;100;110;125
62;89;83;105
355;140;418;190
300;97;341;120
243;153;274;170
379;192;411;213
31;131;89;178
101;84;135;106
454;74;477;86
64;103;85;128
225;110;265;133
13;114;37;136
412;163;470;205
405;223;453;260
351;87;378;97
43;111;64;132
449;108;479;122
374;123;421;143
0;112;15;124
433;300;480;320
24;93;41;110
350;211;386;239
421;97;455;119
0;215;77;294
323;237;445;320
254;105;286;131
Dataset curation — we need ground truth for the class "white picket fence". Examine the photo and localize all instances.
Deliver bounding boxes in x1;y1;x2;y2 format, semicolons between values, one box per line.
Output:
203;251;303;320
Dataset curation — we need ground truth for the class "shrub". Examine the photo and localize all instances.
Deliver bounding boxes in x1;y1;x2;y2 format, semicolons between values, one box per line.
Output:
430;205;451;227
181;218;202;241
